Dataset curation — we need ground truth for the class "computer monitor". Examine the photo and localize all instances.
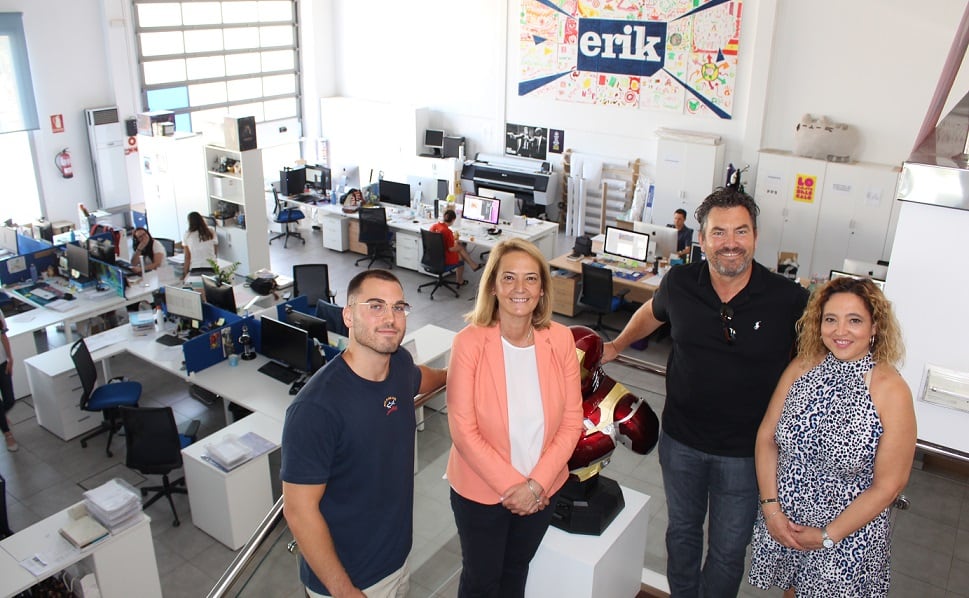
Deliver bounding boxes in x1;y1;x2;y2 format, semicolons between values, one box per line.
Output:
284;307;329;346
841;258;888;280
65;243;90;279
462;194;501;226
632;221;679;260
164;285;204;322
260;316;310;373
379;179;411;207
603;226;650;263
829;269;886;290
424;129;445;157
202;276;237;314
479;188;518;221
87;238;115;265
305;164;331;192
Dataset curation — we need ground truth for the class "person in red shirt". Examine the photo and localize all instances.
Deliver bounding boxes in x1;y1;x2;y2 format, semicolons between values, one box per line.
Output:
429;209;481;285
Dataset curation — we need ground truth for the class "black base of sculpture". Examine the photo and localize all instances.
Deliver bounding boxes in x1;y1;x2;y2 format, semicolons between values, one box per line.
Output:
550;475;625;536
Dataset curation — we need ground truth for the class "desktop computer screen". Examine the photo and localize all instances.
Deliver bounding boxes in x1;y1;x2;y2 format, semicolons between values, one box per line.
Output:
87;238;115;265
379;180;412;207
632;222;679;260
66;243;91;279
284;307;328;346
829;269;886;290
603;226;650;263
304;164;331;192
424;129;445;156
841;259;888;280
202;276;237;314
462;195;501;225
260;316;310;373
164;285;204;322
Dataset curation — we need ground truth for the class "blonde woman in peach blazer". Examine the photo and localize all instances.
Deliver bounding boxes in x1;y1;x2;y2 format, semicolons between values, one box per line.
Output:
446;238;584;598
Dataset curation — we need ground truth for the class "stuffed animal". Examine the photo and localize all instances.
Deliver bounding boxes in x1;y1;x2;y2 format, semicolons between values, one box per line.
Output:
792;114;859;163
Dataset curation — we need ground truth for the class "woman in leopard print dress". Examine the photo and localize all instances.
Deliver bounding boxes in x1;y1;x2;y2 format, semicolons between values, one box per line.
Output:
747;277;916;597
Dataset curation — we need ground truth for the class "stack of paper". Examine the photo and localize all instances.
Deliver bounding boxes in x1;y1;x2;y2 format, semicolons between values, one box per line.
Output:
129;310;155;336
83;478;142;531
204;435;253;470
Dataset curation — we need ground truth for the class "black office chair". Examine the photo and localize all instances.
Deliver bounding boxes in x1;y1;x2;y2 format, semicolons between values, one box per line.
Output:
120;406;200;527
578;263;630;339
316;299;350;338
293;264;337;305
417;229;461;299
270;186;306;248
70;339;142;457
354;207;395;269
156;237;176;257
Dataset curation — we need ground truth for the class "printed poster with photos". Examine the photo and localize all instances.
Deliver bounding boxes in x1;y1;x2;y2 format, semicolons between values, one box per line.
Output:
519;0;743;119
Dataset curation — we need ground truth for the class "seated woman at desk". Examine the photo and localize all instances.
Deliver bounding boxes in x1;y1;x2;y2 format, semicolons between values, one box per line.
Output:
182;212;218;278
130;227;166;274
430;209;481;286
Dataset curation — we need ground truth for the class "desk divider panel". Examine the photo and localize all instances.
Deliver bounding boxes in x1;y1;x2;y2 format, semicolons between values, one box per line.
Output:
0;246;59;285
181;306;246;374
16;233;51;255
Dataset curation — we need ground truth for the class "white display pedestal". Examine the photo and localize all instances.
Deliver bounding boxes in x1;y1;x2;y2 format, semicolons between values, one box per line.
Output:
525;485;649;598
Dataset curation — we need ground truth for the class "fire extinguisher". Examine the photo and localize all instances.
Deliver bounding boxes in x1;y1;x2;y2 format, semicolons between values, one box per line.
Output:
55;148;74;179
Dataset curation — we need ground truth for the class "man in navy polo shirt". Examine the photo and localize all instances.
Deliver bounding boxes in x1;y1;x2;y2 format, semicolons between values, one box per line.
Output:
603;188;808;598
282;269;446;598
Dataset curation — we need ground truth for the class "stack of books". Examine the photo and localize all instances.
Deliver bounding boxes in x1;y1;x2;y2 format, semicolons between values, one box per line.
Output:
83;478;142;532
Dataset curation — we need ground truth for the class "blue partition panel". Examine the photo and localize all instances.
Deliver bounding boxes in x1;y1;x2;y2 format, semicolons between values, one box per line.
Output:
0;247;60;285
181;307;246;374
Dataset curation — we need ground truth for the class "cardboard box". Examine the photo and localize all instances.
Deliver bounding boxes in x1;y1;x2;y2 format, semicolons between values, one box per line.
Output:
225;116;257;151
137;110;174;136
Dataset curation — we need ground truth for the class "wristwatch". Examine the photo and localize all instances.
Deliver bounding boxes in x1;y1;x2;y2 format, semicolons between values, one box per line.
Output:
821;526;835;549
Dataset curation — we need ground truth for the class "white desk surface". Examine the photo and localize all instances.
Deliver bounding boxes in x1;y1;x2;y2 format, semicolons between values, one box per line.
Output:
182;411;282;470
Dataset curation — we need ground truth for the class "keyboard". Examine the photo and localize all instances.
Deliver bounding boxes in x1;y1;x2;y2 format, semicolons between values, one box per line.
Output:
156;334;186;346
31;288;56;300
588;260;646;281
258;361;301;384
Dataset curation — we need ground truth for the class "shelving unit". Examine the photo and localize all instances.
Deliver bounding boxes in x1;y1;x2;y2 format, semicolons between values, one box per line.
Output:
203;145;270;274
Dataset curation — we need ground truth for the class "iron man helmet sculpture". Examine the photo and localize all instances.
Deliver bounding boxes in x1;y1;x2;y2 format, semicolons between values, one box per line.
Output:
569;326;659;482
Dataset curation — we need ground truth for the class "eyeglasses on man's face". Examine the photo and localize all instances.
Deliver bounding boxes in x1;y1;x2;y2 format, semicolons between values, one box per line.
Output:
720;304;736;345
352;301;412;317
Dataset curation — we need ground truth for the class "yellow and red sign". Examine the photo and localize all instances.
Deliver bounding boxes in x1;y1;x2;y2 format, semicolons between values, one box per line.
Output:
794;174;817;203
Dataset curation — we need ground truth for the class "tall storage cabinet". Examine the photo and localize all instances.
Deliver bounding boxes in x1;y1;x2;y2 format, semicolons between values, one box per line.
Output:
138;133;207;241
652;135;725;231
203;145;270;274
753;150;900;277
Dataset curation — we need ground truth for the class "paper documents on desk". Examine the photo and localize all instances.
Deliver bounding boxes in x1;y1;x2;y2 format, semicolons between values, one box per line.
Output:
84;327;128;353
45;299;73;312
83;478;142;530
204;434;254;470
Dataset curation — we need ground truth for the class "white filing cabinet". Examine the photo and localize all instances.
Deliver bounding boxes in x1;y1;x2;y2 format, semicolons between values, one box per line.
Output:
395;230;423;271
26;349;100;441
652;135;725;230
138;133;207;242
322;214;349;251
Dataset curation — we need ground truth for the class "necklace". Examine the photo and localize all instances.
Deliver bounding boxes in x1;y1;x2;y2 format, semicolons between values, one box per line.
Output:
502;326;534;347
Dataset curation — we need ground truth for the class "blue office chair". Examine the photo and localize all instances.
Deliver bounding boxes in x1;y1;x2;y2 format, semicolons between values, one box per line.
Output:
70;338;142;457
120;406;200;527
270;186;306;248
417;229;461;299
578;263;630;340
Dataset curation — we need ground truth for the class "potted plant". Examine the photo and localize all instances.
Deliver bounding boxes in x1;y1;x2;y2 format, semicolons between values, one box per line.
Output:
207;258;241;286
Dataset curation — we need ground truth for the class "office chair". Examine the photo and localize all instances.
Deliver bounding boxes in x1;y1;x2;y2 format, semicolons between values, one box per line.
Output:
119;406;200;527
156;237;176;257
270;186;306;248
578;263;630;340
70;338;142;457
0;472;11;538
316;299;350;338
354;207;395;269
417;229;461;299
293;263;337;305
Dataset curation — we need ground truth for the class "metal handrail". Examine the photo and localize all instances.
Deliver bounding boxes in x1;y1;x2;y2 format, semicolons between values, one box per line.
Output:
206;383;449;598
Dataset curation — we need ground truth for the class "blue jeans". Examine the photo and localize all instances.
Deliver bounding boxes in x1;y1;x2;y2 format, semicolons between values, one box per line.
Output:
659;432;758;598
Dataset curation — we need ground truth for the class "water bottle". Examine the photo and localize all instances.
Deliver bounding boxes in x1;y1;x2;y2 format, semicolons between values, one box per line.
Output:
29;263;38;284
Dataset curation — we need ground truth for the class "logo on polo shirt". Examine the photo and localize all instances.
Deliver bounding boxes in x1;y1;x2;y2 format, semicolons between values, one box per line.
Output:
384;396;398;415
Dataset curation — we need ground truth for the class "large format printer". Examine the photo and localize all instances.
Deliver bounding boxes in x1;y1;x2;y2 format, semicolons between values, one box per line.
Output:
461;153;562;219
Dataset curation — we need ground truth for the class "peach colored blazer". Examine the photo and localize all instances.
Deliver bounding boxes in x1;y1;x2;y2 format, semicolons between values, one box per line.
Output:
445;321;584;504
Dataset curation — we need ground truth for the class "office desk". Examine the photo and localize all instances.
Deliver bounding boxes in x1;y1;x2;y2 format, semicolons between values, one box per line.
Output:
548;253;661;316
0;504;161;598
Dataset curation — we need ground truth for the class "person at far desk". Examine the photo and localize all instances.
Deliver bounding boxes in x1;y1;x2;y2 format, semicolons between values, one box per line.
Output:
430;209;481;286
181;211;218;278
673;208;694;260
130;226;166;274
601;188;808;598
281;269;447;598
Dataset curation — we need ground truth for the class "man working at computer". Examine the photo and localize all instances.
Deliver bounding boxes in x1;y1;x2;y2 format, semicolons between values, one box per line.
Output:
601;188;808;598
673;208;693;259
430;209;481;286
281;269;447;598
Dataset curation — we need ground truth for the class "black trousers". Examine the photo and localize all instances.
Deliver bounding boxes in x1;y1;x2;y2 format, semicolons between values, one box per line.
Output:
0;361;13;434
450;488;558;598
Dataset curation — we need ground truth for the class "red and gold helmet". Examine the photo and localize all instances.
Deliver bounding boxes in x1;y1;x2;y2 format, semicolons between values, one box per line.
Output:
571;325;605;395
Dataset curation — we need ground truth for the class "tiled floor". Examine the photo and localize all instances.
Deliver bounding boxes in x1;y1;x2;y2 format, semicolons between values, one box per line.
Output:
2;223;968;597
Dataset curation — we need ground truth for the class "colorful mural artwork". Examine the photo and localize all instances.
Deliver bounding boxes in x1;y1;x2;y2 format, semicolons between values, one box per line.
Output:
519;0;743;119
